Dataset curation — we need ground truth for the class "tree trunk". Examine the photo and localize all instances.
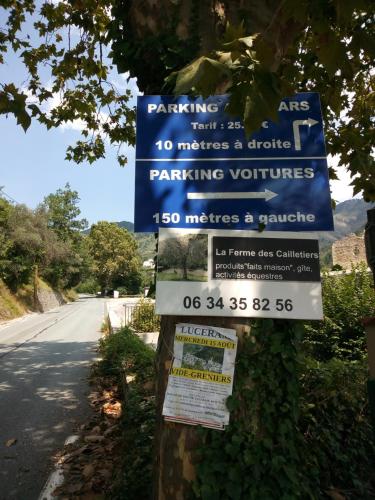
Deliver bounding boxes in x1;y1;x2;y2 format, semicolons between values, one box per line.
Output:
118;5;304;498
153;314;251;499
33;263;39;311
182;260;188;281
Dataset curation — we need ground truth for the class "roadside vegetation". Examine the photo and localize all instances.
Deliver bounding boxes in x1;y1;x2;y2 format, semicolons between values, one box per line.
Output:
304;265;375;361
130;298;160;333
97;327;156;499
0;185;143;320
52;327;156;499
53;266;375;499
86;221;142;295
77;267;374;500
193;267;375;499
0;279;27;320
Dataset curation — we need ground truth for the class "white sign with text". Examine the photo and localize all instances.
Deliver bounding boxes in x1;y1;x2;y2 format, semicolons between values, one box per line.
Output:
156;228;323;320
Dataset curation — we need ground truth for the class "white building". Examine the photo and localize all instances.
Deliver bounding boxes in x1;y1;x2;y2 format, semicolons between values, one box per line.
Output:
143;258;155;269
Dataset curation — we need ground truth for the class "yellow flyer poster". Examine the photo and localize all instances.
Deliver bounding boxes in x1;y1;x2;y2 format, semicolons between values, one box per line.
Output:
162;323;238;430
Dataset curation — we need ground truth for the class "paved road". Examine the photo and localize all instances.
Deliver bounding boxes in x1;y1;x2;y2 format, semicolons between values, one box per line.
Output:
0;296;105;500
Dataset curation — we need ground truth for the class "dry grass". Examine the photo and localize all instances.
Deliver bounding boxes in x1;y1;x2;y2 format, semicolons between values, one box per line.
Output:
64;288;78;302
0;280;27;321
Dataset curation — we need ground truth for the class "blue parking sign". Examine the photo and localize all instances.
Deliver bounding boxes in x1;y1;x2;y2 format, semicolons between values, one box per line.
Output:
134;93;333;232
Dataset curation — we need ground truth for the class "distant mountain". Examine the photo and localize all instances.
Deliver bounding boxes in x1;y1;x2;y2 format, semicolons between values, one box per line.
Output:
134;233;156;261
317;199;374;247
117;221;134;232
316;198;374;266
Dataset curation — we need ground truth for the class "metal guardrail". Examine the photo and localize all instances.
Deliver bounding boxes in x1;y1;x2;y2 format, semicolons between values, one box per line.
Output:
123;303;160;329
123;304;137;326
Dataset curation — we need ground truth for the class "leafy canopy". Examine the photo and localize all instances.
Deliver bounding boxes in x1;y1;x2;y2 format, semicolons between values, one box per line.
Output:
0;199;71;289
42;182;88;242
87;221;142;292
1;1;374;199
0;187;91;290
111;0;374;200
1;0;135;165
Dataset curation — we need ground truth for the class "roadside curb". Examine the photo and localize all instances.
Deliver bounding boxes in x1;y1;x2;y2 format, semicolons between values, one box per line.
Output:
38;435;80;500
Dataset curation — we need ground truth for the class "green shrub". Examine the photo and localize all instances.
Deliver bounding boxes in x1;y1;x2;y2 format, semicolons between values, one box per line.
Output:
131;298;160;332
99;326;155;381
15;283;35;311
304;266;375;361
300;358;375;497
112;384;155;500
76;277;99;294
0;279;26;320
193;322;375;500
99;327;155;500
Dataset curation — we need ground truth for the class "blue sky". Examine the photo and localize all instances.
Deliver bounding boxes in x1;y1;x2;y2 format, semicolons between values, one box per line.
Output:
0;6;356;225
0;5;139;225
0;110;136;225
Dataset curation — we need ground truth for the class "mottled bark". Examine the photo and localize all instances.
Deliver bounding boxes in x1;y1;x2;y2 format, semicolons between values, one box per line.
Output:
113;0;302;93
153;315;251;499
125;0;288;52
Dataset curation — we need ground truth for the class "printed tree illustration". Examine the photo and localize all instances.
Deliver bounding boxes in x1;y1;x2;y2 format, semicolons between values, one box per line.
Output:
158;234;207;280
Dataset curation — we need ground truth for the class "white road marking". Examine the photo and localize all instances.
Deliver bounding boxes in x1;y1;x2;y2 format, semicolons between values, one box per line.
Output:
38;435;80;500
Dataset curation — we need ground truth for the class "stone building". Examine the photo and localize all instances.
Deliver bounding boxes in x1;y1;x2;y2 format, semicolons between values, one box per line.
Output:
332;233;367;269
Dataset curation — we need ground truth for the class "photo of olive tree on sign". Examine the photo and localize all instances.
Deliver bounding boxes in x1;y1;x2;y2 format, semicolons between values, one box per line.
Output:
157;234;208;282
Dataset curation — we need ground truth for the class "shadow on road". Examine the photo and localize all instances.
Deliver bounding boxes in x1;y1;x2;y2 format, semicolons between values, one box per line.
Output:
0;340;98;499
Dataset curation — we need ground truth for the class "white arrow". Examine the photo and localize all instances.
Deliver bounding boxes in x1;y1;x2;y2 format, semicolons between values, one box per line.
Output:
187;189;278;201
292;118;319;151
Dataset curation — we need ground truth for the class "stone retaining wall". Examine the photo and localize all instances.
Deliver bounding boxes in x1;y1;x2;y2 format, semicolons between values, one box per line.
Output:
332;233;366;270
36;288;66;312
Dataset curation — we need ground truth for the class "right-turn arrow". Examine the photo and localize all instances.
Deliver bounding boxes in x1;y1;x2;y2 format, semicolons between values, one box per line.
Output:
292;118;319;151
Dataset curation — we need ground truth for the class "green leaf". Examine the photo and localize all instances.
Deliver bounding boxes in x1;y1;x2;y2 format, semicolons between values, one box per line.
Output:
28;103;40;117
253;37;275;68
174;56;231;96
328;167;338;180
351;30;375;60
17;110;31;132
225;481;242;500
243;91;270;135
327;86;342;115
318;34;352;78
223;34;259;52
222;21;246;44
334;0;366;26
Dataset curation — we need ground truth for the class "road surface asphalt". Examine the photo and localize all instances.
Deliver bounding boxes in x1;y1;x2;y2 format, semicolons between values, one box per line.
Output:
0;295;105;500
